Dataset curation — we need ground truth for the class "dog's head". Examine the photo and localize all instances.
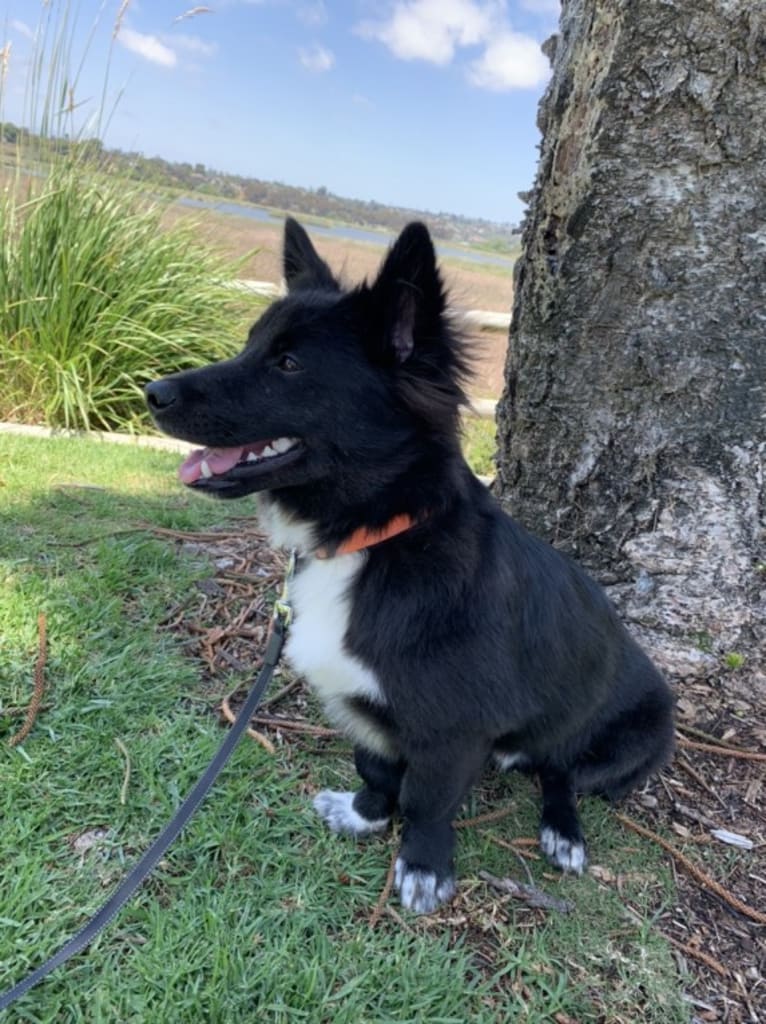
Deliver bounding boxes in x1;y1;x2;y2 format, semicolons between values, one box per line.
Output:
145;218;471;499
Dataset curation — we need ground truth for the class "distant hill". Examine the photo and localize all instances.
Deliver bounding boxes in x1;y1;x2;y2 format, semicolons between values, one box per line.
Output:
0;123;521;251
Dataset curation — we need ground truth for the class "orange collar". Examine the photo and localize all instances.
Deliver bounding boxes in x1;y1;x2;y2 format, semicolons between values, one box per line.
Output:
315;513;419;559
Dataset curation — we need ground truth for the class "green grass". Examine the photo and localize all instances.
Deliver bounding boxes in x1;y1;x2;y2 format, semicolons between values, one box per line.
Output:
0;435;689;1022
469;239;522;259
463;416;497;478
442;255;515;278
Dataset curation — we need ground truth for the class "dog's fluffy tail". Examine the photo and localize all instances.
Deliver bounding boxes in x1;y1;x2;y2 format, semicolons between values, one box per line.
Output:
574;687;675;801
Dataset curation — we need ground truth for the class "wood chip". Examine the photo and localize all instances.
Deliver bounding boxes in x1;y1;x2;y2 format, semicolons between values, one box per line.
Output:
709;829;754;850
479;870;574;913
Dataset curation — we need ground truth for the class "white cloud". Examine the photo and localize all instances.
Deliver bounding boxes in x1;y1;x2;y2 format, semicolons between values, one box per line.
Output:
11;19;35;40
357;0;550;91
358;0;501;66
298;1;328;27
467;29;549;89
117;27;177;68
298;43;335;73
168;32;217;58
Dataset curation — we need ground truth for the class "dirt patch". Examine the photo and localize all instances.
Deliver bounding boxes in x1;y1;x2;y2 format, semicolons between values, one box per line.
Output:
158;524;765;1023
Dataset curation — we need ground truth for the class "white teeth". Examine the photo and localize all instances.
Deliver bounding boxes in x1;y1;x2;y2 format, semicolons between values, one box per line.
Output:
200;459;213;479
238;438;298;468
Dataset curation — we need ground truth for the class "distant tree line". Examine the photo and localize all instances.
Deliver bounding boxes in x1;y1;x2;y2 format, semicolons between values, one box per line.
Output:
0;123;520;249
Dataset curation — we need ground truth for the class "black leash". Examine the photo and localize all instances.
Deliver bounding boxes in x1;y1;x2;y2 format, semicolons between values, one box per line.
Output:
0;554;295;1014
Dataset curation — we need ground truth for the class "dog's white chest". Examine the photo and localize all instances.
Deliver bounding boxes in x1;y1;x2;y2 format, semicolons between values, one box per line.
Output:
286;554;389;753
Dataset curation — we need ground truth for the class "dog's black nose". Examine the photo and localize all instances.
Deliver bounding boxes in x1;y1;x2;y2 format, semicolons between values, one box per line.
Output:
145;378;179;412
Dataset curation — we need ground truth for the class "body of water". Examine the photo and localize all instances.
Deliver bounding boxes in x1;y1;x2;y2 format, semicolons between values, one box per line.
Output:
175;195;516;269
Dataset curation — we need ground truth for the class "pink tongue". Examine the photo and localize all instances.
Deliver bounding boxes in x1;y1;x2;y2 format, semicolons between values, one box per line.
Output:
178;446;245;484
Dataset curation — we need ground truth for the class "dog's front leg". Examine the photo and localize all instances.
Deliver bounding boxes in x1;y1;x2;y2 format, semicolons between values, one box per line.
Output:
538;765;587;874
313;747;404;837
395;743;488;914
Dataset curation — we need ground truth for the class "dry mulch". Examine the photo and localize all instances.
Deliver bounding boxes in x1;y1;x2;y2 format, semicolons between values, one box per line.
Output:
156;522;765;1024
633;688;765;1023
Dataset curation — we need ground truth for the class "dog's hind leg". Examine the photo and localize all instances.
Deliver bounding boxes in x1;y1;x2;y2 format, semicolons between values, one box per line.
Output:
395;741;489;914
313;748;404;837
538;765;587;874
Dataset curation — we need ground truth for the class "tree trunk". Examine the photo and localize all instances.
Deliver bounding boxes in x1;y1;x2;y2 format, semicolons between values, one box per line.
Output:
494;0;766;688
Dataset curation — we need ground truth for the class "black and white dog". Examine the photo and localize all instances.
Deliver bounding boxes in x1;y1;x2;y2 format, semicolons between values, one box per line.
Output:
146;219;674;914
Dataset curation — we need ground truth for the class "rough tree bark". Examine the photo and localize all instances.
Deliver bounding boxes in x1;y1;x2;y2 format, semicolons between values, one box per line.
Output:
495;0;766;687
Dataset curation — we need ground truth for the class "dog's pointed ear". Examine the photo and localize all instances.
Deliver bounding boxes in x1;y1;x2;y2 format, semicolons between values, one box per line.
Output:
366;222;445;364
283;218;339;293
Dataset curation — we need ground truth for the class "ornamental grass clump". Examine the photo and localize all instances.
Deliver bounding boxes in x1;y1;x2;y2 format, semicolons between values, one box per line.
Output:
0;162;251;431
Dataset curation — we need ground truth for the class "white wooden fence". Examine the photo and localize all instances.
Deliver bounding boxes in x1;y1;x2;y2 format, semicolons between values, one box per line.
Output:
230;280;511;335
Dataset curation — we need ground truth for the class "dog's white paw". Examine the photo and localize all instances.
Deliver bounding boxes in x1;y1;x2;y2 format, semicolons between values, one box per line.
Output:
394;857;456;914
313;790;389;837
540;826;587;874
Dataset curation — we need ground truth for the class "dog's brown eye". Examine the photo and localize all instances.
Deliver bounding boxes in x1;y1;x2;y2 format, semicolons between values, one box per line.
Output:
277;354;302;373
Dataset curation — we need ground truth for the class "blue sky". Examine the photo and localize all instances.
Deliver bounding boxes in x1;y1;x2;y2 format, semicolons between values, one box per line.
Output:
1;0;560;223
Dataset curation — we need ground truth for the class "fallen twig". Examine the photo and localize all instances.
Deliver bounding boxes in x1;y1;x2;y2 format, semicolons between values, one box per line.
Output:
250;714;341;738
615;813;766;925
262;678;303;710
369;839;399;928
148;525;266;544
220;695;276;754
1;704;52;717
676;722;750;751
9;613;47;748
665;934;729;978
479;870;574;913
676;731;766;762
676;753;727;806
50;528;147;548
507;841;537;887
455;806;517;830
115;738;131;805
487;834;541;860
54;522;273;550
218;570;280;586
